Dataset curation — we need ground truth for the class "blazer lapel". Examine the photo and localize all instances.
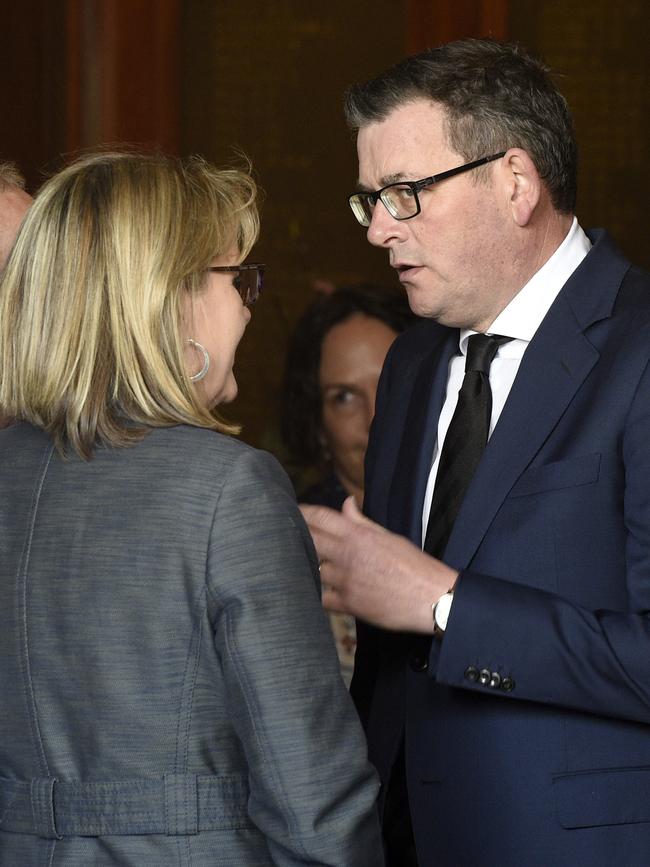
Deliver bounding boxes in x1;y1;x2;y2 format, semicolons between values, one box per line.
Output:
387;331;457;543
442;230;629;570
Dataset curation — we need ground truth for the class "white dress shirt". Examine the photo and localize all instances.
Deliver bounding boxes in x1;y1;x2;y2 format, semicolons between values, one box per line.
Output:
421;218;592;546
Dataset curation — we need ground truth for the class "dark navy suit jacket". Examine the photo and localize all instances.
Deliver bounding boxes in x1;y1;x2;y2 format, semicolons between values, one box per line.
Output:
353;231;650;866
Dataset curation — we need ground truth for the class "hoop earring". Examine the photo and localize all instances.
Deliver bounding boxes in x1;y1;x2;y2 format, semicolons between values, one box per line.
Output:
188;339;210;382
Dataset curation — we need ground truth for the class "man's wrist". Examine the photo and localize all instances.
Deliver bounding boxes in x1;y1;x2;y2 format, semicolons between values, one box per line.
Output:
432;578;458;638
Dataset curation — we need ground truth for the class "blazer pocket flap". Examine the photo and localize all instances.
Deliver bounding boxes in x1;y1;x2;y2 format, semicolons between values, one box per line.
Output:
554;766;650;829
510;452;601;498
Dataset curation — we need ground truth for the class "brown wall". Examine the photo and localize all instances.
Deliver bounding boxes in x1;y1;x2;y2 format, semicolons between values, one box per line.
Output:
510;0;650;269
2;2;69;189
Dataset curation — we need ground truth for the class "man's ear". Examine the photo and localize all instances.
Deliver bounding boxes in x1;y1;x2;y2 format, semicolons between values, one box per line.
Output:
501;149;541;227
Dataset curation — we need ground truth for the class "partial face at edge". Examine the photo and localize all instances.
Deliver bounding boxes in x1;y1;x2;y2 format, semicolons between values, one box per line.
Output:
0;186;33;269
319;313;397;498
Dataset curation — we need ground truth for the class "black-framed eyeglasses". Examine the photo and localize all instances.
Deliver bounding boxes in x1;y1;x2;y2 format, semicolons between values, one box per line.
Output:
208;263;265;306
348;152;506;227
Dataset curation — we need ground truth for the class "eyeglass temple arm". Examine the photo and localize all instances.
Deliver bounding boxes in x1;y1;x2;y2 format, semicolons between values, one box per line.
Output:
414;151;507;191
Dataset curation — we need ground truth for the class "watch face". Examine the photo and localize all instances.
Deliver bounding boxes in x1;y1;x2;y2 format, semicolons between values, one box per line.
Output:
435;592;453;632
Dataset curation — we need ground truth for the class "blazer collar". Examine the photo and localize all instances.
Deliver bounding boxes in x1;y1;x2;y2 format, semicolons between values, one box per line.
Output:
562;229;630;330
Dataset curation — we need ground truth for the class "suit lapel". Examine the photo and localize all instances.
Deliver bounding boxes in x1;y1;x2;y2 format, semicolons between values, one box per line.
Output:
442;295;597;568
442;230;629;569
387;331;457;543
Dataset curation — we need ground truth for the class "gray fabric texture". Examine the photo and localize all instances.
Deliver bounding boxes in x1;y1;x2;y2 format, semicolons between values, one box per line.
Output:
0;423;383;866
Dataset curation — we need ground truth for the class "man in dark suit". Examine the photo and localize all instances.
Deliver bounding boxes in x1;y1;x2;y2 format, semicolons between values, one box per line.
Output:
302;38;650;866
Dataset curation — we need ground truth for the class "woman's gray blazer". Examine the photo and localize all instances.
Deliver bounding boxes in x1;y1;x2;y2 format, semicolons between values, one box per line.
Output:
0;423;383;866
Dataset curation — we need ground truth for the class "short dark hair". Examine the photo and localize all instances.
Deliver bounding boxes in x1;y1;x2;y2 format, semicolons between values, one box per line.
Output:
281;284;417;467
345;38;577;214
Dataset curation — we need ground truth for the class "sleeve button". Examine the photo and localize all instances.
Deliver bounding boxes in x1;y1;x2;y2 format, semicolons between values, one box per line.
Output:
478;668;491;686
489;671;501;689
464;666;479;683
409;654;429;673
501;676;515;692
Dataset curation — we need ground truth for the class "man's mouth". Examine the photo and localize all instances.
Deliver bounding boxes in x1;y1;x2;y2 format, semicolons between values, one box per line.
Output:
393;263;422;282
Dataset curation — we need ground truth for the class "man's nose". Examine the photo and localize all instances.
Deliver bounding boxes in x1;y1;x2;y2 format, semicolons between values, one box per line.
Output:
366;201;406;248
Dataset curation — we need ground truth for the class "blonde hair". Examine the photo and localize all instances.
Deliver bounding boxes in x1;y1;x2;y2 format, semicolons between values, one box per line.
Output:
0;151;259;458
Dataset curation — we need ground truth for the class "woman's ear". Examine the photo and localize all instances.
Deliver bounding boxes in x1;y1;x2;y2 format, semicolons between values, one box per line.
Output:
501;149;541;227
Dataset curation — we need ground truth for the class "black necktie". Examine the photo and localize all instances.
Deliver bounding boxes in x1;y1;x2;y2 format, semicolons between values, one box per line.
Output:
423;333;512;558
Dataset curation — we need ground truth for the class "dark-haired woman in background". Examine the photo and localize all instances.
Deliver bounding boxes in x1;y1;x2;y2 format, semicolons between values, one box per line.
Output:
282;285;416;683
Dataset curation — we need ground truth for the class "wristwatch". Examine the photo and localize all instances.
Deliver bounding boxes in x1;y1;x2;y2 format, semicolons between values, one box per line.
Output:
432;590;454;639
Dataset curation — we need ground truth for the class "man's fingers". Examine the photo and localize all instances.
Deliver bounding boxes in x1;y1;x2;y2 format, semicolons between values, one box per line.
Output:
319;559;344;594
300;502;347;533
301;521;338;565
341;495;387;532
341;495;365;522
300;501;366;564
322;584;349;614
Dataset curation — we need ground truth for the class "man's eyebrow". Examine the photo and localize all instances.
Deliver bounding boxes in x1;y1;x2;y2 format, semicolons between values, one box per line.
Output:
355;172;408;192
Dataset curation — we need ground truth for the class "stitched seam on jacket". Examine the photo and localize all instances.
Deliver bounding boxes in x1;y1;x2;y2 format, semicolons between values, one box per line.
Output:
17;442;55;778
220;605;307;849
205;449;311;856
172;600;205;775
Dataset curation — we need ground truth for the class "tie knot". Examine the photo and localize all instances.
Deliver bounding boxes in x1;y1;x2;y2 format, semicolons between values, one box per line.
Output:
465;333;511;374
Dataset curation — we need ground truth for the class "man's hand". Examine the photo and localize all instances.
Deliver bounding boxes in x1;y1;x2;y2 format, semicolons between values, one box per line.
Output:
300;496;458;633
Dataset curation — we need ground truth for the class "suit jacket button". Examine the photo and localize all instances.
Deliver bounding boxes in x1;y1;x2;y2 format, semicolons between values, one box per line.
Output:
501;676;515;692
478;668;491;686
464;666;479;683
489;671;501;689
409;654;428;672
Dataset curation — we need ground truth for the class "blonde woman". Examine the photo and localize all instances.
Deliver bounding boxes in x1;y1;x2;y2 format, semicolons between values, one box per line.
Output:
0;153;382;866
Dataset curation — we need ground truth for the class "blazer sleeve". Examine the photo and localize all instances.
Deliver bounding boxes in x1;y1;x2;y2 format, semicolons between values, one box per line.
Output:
205;448;384;866
436;355;650;725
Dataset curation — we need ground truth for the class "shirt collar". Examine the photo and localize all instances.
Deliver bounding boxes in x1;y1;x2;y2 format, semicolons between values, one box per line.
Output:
459;218;592;355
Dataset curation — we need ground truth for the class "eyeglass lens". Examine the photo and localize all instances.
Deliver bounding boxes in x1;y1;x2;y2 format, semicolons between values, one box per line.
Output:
234;267;263;306
349;195;374;227
209;264;265;306
350;184;417;227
